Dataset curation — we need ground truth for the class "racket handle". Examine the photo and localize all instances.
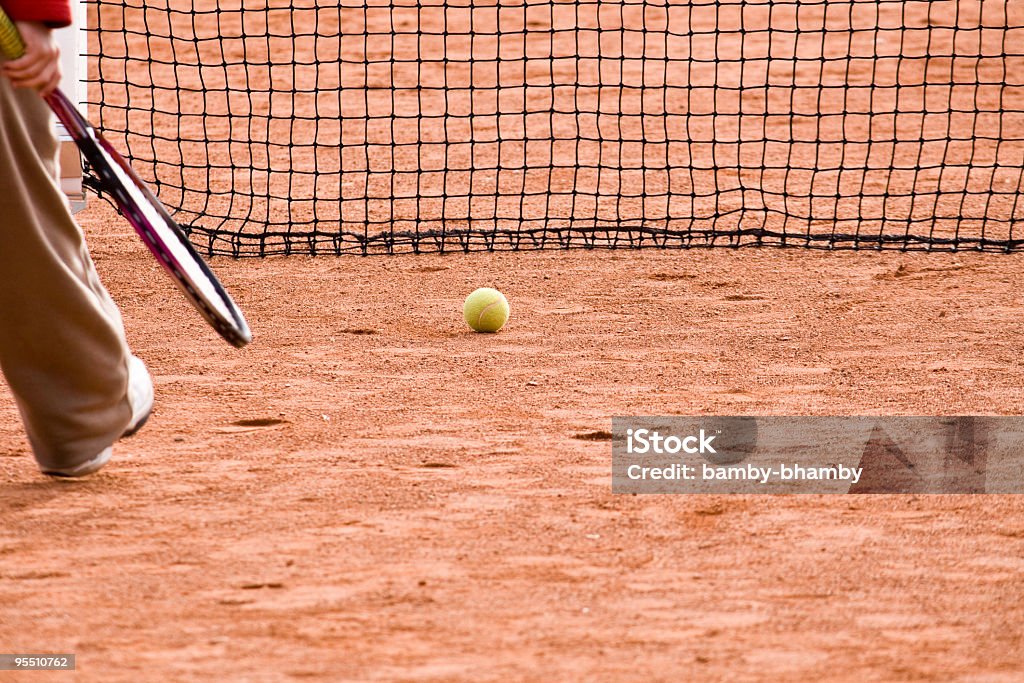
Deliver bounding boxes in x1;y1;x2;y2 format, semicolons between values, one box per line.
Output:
0;8;27;61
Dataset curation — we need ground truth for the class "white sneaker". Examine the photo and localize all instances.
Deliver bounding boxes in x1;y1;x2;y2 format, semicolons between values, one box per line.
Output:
42;355;154;478
43;446;113;478
122;355;154;437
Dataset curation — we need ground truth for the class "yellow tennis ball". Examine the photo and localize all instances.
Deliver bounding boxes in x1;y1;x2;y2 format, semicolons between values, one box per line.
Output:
463;287;510;333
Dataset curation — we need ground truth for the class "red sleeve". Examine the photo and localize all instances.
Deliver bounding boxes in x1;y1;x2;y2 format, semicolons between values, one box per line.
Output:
0;0;72;28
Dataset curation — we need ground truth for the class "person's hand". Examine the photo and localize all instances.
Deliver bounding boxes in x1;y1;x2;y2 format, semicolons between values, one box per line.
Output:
2;21;61;96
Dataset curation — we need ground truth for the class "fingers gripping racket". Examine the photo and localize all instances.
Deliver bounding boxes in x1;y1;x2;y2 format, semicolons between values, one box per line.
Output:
0;10;251;348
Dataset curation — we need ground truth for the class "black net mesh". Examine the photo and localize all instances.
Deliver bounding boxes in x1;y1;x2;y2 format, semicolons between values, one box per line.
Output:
85;0;1024;255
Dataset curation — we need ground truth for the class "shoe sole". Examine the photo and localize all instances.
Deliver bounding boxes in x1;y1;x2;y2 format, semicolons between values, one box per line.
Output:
122;410;150;438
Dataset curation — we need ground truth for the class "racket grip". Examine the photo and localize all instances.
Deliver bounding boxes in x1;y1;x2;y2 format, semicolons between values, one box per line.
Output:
0;8;26;61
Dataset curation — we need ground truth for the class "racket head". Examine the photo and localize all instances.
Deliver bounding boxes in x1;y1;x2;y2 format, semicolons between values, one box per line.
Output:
48;92;252;348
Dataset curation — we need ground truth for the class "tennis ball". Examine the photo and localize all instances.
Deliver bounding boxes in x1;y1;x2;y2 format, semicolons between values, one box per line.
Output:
463;287;510;333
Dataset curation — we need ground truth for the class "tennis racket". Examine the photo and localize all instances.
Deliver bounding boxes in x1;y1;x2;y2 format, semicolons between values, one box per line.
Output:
0;10;251;348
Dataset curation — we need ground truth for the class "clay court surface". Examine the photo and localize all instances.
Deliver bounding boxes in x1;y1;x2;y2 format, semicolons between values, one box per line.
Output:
0;203;1021;680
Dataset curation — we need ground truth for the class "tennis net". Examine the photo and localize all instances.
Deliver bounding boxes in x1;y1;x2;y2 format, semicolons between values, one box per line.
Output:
84;0;1024;255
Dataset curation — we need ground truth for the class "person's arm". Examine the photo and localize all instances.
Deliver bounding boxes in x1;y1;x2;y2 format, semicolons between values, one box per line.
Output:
0;0;70;96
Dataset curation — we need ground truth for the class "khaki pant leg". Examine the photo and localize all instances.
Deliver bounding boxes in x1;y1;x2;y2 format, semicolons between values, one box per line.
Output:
0;77;132;470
